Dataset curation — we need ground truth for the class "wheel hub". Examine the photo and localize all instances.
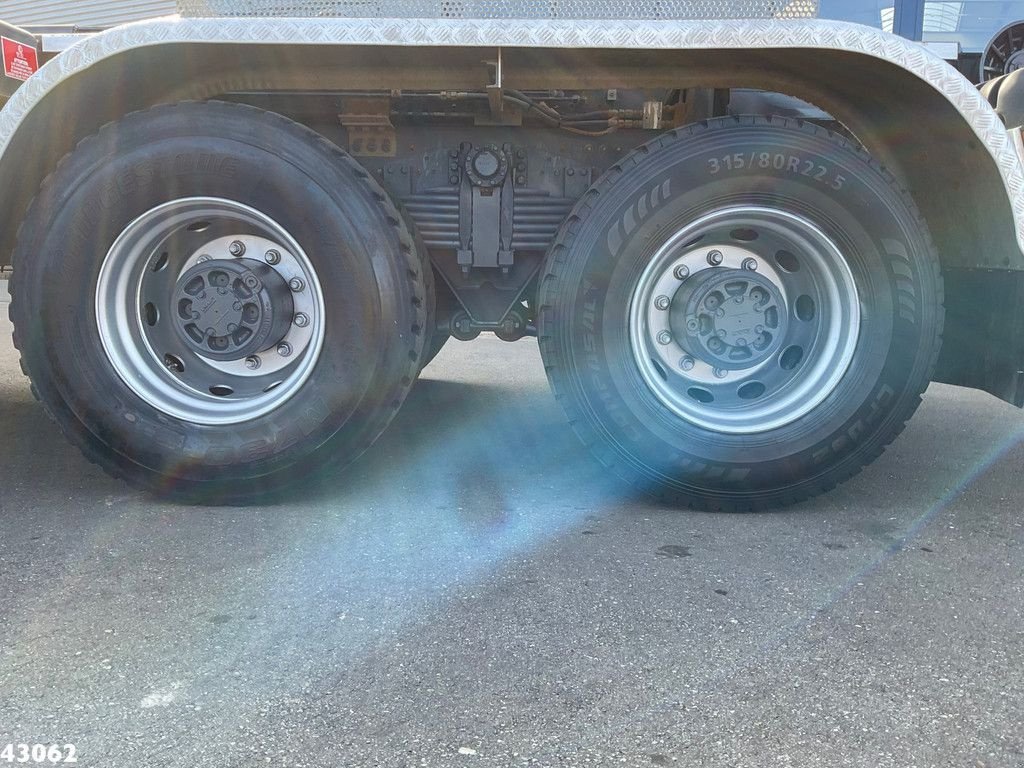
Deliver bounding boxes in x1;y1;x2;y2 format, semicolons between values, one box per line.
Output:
629;206;860;434
172;258;293;361
670;267;787;370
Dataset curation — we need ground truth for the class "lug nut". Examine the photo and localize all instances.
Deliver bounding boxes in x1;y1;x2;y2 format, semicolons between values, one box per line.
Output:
265;249;281;265
686;318;699;332
244;355;261;370
288;277;305;293
294;313;310;328
654;295;670;310
243;275;259;289
229;240;246;257
741;257;758;271
656;331;672;345
707;250;724;266
277;342;293;357
197;254;211;263
679;356;695;371
673;264;690;280
713;367;728;379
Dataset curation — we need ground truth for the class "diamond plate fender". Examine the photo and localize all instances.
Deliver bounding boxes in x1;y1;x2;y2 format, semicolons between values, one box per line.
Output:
0;16;1021;258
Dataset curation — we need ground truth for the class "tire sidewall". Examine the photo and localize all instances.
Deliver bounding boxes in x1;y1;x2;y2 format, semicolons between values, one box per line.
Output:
546;119;941;499
16;104;422;488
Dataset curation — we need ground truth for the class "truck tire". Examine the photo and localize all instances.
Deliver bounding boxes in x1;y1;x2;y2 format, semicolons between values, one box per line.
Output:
10;101;430;503
538;116;943;510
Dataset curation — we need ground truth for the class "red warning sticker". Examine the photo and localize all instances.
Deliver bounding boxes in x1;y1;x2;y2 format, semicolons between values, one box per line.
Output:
2;36;39;82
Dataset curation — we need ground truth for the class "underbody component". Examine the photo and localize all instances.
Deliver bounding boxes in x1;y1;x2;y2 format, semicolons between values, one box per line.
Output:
401;142;579;327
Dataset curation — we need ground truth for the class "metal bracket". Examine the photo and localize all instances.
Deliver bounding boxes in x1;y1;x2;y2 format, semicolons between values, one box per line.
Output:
486;48;503;122
338;97;396;157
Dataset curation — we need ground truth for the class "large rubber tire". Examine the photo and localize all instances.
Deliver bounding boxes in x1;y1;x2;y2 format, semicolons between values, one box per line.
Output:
538;116;944;510
10;101;430;503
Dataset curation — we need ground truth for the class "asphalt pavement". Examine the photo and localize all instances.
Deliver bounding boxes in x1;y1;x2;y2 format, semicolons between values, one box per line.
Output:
0;286;1022;767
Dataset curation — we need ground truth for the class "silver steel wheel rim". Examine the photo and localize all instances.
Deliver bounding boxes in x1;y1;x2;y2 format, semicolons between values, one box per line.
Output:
96;197;325;426
628;206;860;434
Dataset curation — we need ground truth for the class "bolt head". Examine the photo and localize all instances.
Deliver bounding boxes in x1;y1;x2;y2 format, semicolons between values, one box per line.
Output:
656;330;673;345
713;367;728;379
673;264;690;280
707;250;724;266
679;356;695;371
243;275;259;289
244;355;261;370
736;337;748;347
654;295;670;311
197;254;211;263
288;277;305;293
277;342;293;357
685;318;699;332
742;257;758;271
294;312;310;328
229;240;246;257
264;249;281;265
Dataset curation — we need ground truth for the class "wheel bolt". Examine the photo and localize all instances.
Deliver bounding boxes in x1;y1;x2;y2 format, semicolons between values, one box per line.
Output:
229;240;246;257
233;301;242;311
713;367;728;379
707;250;724;266
288;277;305;293
277;342;293;357
197;254;211;263
679;356;695;371
294;312;310;328
673;264;690;280
741;257;758;271
265;249;281;265
685;318;699;332
736;337;748;346
244;355;261;370
656;330;672;345
654;295;670;310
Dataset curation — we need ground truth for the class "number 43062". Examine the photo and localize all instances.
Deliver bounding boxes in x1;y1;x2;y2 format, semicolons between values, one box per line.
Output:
0;744;77;763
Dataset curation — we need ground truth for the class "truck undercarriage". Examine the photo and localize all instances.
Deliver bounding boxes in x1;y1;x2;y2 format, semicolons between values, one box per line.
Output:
1;2;1023;508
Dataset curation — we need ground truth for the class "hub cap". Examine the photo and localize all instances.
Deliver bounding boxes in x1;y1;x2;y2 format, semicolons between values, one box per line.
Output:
96;198;325;426
629;206;860;434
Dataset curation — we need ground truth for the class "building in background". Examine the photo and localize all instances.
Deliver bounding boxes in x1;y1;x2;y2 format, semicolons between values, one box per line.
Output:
0;0;175;28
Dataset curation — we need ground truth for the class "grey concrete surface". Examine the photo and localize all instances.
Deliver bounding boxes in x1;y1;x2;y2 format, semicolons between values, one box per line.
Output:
0;295;1021;767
